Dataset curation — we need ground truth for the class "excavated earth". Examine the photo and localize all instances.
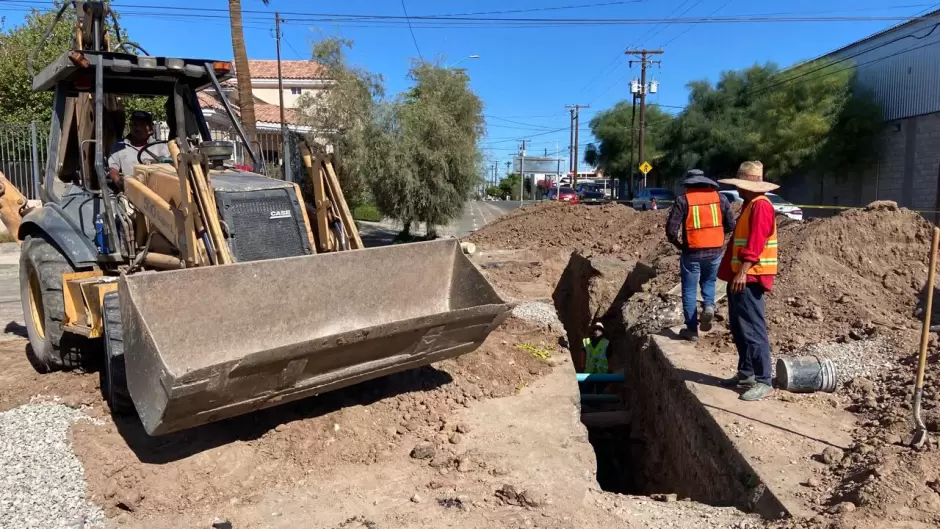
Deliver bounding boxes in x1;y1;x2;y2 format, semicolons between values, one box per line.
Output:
2;199;938;529
468;200;940;529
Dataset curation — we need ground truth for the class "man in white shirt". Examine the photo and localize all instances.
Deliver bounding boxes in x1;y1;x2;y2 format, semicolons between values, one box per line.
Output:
107;110;170;191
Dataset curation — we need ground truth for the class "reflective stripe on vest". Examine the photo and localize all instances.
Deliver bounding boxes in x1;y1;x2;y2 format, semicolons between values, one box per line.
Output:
730;195;778;276
683;189;724;249
583;337;609;374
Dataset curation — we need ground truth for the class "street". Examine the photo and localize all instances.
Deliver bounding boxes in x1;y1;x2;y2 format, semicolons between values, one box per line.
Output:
358;199;523;246
0;244;22;342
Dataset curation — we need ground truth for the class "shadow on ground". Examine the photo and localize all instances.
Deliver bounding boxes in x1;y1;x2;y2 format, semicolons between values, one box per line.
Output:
113;364;454;464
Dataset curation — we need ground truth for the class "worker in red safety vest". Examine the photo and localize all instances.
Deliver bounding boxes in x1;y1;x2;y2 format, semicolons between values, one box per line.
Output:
666;169;735;342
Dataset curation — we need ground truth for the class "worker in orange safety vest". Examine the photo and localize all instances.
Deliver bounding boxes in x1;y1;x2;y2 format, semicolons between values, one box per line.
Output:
716;161;779;402
666;169;735;342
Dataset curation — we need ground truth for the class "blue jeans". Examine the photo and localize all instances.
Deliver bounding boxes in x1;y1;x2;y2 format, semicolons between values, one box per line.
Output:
680;252;722;331
727;282;772;385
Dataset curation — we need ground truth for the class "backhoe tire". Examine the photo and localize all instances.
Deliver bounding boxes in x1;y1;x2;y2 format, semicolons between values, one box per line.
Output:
101;291;134;415
19;234;84;371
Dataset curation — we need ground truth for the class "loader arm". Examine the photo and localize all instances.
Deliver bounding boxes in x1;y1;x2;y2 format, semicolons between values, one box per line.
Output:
0;172;32;243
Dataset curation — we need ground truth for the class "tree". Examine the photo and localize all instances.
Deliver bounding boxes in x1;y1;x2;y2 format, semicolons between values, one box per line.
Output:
228;0;269;143
393;62;484;234
583;102;674;192
659;61;882;181
296;37;386;209
0;3;163;125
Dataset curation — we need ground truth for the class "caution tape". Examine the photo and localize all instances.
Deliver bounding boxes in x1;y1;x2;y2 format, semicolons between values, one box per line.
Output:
790;204;940;214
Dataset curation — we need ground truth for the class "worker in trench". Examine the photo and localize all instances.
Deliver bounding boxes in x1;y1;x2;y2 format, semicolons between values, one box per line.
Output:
582;321;610;393
665;169;735;342
716;161;779;402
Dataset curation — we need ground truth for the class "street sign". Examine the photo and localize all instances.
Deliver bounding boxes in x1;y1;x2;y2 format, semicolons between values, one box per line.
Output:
639;161;652;175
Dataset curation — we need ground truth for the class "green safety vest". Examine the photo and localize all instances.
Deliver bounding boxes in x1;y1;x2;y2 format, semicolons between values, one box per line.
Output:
583;337;609;374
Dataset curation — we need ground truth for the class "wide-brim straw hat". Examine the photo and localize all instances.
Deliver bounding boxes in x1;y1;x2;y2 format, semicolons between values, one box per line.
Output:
718;161;780;193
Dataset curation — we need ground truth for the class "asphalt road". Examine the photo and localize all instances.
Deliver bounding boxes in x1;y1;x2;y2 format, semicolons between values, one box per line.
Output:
359;199;524;246
0;243;25;342
447;200;522;238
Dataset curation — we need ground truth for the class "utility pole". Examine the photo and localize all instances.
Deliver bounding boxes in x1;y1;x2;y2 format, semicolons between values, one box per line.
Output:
625;49;662;190
518;140;527;202
627;93;638;198
566;104;590;192
568;109;575;178
275;13;291;182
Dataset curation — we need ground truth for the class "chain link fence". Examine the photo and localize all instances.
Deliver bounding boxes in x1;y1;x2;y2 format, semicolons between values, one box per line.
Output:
0;122;47;200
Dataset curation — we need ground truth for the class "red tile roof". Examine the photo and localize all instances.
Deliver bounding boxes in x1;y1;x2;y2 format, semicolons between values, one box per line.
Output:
197;91;223;110
254;103;302;125
238;60;328;80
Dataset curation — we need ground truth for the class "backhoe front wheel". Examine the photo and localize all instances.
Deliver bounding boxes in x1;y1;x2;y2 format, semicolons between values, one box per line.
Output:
101;291;133;415
20;235;80;371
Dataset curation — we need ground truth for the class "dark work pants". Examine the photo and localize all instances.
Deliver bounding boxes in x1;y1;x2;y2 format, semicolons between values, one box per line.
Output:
727;282;772;385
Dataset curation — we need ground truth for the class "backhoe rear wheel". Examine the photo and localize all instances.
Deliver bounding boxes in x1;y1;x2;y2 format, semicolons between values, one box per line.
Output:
101;291;133;415
19;235;84;371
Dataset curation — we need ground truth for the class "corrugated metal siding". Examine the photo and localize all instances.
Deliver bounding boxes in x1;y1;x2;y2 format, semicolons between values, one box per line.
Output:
826;17;940;121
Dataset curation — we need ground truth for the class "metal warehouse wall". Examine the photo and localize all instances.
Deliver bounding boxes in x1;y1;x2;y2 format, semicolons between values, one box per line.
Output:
821;13;940;121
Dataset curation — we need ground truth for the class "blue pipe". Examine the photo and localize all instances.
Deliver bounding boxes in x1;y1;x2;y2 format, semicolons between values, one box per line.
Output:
580;394;620;403
576;373;625;383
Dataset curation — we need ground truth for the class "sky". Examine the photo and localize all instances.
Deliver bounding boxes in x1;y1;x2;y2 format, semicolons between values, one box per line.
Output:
1;0;937;176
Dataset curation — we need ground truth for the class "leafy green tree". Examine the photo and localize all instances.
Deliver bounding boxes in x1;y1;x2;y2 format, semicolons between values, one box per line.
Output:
0;3;164;126
659;61;882;181
296;37;386;209
395;62;484;234
583;102;673;194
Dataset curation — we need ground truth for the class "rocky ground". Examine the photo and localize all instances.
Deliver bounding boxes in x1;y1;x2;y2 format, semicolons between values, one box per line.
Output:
3;198;938;529
468;199;940;529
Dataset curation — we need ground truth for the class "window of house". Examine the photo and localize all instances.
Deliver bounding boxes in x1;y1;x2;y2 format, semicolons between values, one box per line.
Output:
290;87;302;95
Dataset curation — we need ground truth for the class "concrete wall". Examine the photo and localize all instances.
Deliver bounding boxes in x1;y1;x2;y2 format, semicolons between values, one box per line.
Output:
782;111;940;221
252;87;322;108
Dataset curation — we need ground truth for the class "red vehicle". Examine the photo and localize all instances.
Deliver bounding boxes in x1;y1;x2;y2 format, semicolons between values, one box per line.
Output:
557;186;579;204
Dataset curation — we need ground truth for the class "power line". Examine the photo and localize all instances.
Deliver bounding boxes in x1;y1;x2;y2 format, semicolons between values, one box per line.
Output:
399;0;424;61
660;0;735;47
641;21;940;130
3;1;938;26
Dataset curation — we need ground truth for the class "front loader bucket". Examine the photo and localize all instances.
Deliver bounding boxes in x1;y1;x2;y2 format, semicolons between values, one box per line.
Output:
119;239;513;435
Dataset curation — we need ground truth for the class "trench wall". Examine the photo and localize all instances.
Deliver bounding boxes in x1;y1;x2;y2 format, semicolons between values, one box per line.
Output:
553;251;789;518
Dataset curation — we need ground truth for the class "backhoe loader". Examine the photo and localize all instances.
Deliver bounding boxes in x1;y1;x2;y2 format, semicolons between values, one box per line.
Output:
0;1;511;435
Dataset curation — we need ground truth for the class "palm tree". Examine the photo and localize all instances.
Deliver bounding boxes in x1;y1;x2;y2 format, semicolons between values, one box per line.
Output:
228;0;268;145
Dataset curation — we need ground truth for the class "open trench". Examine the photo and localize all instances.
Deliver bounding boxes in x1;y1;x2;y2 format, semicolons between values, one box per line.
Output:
551;252;784;517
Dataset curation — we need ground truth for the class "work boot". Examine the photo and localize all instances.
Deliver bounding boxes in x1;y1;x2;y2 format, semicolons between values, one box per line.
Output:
699;305;716;332
677;328;699;342
740;383;776;401
719;374;755;388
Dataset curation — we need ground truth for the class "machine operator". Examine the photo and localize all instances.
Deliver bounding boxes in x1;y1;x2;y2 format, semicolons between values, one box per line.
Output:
107;110;170;191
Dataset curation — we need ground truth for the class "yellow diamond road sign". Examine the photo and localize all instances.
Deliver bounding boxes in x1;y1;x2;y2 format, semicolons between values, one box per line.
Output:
639;161;652;175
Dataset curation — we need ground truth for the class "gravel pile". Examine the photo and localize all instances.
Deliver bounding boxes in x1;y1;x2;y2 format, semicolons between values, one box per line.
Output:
511;301;566;336
0;402;105;529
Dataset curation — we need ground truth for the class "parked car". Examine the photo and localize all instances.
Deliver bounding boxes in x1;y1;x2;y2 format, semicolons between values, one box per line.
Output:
557;186;579;204
718;190;804;221
579;189;610;205
631;188;676;210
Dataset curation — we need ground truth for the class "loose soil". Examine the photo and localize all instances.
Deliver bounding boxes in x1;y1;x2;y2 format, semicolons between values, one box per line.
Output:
467;200;940;529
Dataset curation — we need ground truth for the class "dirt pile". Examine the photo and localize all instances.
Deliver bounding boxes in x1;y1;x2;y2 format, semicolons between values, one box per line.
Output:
468;202;673;260
764;201;932;351
66;319;560;520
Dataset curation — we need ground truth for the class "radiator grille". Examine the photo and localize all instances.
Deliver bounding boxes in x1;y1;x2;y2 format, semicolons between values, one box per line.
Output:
216;188;311;262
